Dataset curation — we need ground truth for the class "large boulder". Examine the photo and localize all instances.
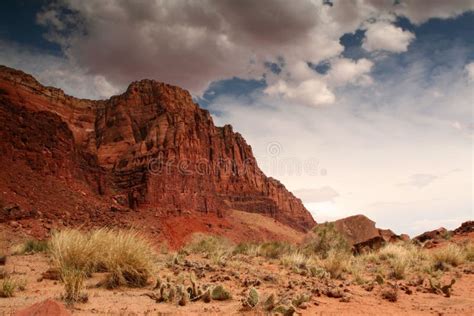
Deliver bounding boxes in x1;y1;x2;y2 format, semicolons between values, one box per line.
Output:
14;299;71;316
331;214;403;253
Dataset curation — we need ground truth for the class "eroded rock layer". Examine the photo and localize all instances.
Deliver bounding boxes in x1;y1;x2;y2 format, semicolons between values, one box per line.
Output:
0;65;315;234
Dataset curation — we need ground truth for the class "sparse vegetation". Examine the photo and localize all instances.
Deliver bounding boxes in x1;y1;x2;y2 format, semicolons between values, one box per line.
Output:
303;222;350;259
49;228;157;297
431;243;465;267
61;267;88;304
13;239;49;255
0;277;17;298
319;249;350;279
184;233;232;265
463;242;474;262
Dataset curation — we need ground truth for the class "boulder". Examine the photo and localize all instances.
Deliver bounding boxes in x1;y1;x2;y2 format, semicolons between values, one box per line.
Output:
330;214;404;253
414;227;448;243
453;221;474;234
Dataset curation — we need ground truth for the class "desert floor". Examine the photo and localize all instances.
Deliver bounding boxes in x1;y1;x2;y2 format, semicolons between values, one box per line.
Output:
1;249;473;316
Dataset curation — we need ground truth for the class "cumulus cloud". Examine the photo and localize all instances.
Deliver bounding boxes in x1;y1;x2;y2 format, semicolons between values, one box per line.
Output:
209;41;473;235
0;0;461;106
362;21;415;53
327;58;374;86
394;0;474;25
264;78;335;107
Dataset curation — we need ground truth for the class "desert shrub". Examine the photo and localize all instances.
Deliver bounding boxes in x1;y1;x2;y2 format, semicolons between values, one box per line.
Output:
348;257;367;284
184;233;233;266
233;242;256;255
319;249;350;279
378;243;408;261
61;267;87;304
14;239;49;255
389;256;408;280
431;244;465;267
49;229;97;274
50;228;156;289
462;242;474;262
0;277;17;297
99;229;156;288
184;233;232;256
258;242;293;259
280;251;312;269
303;222;350;259
377;242;429;279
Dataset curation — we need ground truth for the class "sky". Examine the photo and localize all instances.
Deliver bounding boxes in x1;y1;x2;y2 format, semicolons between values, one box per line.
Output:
0;0;473;236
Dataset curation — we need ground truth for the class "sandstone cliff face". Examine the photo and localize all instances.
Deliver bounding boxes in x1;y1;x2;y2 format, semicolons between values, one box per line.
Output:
0;65;315;233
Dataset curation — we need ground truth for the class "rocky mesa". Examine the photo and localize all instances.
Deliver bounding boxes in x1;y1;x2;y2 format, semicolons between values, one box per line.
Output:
0;65;315;244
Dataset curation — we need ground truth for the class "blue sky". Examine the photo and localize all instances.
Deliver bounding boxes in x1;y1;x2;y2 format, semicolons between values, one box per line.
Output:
0;0;473;235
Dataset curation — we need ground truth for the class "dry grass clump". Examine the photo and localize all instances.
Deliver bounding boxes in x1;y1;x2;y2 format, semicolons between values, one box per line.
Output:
431;243;465;267
233;241;294;259
280;251;313;269
12;239;49;255
99;229;156;288
61;267;88;304
49;228;157;294
319;250;351;279
463;242;474;262
303;222;350;259
0;277;17;297
184;233;233;265
257;242;293;259
185;234;231;255
50;229;97;275
372;242;430;279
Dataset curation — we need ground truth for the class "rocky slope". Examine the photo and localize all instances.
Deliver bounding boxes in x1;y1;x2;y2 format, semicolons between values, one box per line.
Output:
0;65;315;242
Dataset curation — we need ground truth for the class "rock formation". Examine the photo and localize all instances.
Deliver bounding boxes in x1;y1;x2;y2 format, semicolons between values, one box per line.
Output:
0;65;315;240
330;215;403;253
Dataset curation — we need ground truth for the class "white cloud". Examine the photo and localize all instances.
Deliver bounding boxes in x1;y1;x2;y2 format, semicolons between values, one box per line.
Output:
0;41;119;99
209;48;473;236
327;58;374;86
465;62;474;82
362;21;415;53
0;0;467;106
394;0;474;25
264;78;335;107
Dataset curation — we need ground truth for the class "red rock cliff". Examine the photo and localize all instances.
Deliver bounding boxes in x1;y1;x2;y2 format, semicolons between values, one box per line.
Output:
0;65;315;233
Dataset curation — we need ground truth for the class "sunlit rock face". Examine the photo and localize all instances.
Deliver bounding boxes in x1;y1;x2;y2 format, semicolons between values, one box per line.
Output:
0;65;315;232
